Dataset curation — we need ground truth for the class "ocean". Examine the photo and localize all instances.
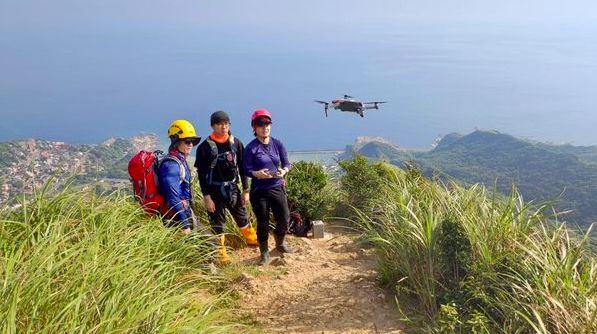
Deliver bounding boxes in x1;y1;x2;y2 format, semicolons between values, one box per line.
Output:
2;19;597;150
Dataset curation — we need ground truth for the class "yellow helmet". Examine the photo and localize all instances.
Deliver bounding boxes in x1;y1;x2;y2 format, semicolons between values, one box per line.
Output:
167;119;201;144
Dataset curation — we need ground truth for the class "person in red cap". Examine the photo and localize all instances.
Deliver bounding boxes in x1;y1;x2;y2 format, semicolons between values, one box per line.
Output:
243;109;293;265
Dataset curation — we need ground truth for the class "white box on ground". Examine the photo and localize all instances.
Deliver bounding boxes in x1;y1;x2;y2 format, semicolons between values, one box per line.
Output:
312;220;324;238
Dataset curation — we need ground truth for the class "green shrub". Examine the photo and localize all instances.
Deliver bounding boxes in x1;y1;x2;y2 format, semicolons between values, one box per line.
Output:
436;218;472;307
435;303;460;333
285;161;335;222
338;154;389;217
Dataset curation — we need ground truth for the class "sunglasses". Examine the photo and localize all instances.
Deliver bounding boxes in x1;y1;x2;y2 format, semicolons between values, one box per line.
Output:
255;121;271;127
182;139;195;145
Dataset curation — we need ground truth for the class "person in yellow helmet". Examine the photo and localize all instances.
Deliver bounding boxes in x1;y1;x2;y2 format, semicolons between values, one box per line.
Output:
158;120;201;235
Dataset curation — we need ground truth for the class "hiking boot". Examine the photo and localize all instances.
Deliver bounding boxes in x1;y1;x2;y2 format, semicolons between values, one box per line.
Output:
274;234;293;253
217;235;231;266
258;243;270;266
240;225;258;247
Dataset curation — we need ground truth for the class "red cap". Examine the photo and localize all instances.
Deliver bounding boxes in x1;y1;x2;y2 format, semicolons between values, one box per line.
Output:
251;109;272;123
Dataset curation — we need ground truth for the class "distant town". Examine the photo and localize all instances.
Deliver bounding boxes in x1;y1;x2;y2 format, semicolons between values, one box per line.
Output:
0;134;158;206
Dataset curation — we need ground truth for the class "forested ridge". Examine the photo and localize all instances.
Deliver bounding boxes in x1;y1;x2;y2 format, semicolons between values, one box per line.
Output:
351;130;597;227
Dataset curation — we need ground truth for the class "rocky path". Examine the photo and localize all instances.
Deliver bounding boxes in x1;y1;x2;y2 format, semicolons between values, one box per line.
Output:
231;224;405;333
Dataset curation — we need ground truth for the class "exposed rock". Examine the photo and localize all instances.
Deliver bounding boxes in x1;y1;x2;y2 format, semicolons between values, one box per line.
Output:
270;257;288;267
235;272;257;290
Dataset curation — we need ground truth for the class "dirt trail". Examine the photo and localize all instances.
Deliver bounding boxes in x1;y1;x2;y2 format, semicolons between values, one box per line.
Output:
231;224;405;333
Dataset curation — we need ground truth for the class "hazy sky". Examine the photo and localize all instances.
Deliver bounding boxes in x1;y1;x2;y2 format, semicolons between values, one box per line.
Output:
2;1;597;149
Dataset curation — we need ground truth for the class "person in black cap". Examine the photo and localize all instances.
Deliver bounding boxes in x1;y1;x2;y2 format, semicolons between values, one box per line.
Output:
194;111;257;264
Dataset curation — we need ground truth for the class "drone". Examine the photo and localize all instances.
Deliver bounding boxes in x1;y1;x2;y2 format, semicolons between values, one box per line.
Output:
314;95;387;117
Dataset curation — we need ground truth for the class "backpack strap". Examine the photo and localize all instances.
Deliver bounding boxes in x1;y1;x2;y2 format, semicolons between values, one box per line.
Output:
206;135;238;186
158;153;194;214
160;154;186;184
229;135;237;154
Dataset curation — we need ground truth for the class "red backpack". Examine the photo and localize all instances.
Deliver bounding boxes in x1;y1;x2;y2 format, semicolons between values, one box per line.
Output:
128;150;166;215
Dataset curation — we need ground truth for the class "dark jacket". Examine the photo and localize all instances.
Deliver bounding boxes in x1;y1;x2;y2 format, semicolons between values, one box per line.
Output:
194;136;249;196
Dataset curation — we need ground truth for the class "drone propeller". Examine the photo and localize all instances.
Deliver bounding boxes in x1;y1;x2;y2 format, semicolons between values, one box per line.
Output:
314;100;329;117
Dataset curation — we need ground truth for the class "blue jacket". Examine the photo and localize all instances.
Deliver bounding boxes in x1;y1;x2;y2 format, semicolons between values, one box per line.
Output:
158;150;193;229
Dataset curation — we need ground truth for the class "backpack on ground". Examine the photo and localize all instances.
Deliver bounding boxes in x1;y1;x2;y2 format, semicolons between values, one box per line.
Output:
288;211;312;237
128;150;186;216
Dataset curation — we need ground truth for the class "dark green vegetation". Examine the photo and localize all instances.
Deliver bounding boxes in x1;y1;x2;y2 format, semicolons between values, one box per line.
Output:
0;185;247;333
351;130;597;227
85;138;136;179
338;155;392;218
0;142;20;169
285;161;338;222
339;155;596;333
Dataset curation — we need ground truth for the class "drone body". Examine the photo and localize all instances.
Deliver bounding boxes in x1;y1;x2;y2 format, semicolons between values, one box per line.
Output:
315;95;387;117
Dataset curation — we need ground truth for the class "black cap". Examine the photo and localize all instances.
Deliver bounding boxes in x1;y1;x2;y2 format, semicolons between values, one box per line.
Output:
210;110;230;125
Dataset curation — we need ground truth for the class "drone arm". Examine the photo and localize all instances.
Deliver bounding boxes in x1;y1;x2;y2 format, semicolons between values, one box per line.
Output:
314;100;329;117
363;101;387;110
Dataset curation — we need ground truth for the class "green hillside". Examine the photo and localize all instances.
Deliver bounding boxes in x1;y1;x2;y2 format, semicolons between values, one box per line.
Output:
358;141;402;161
353;130;597;227
535;142;597;166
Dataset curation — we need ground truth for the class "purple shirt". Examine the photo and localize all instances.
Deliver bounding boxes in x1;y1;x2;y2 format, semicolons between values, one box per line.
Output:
244;137;291;190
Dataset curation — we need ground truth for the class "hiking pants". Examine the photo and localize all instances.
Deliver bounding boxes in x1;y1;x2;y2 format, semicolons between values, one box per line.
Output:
207;185;250;235
250;186;289;244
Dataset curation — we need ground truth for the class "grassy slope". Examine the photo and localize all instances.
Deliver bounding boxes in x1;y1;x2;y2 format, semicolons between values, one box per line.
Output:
0;184;249;333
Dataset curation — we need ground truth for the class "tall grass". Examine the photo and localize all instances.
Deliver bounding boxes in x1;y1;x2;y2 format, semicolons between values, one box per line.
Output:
342;156;596;333
0;183;245;333
494;224;596;333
